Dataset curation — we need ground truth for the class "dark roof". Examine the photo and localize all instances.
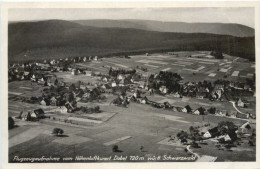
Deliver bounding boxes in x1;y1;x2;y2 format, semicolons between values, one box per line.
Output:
34;109;44;114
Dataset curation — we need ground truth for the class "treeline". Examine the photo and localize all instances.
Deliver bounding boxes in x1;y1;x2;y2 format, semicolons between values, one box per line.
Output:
9;20;255;62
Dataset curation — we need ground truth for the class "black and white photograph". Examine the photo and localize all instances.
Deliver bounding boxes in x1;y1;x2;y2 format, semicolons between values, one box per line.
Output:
1;1;259;167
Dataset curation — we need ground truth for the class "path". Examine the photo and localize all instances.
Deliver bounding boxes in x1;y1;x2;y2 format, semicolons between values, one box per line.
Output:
186;145;200;161
229;101;246;115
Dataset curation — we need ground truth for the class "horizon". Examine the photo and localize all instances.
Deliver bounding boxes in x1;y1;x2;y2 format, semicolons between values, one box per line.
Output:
8;7;255;28
8;19;255;28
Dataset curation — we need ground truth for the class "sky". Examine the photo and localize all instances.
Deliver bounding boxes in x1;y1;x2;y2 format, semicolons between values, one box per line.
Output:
9;7;255;28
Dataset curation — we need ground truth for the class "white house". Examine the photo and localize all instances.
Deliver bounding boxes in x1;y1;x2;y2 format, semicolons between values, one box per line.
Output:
224;134;231;141
94;56;98;61
237;98;245;107
203;131;212;138
159;86;168;94
102;77;108;82
40;99;46;106
112;82;117;87
172;92;180;98
85;71;92;76
193;109;201;115
181;107;188;113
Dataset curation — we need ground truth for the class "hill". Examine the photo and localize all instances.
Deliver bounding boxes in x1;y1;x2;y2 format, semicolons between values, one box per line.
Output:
73;19;255;37
8;20;255;62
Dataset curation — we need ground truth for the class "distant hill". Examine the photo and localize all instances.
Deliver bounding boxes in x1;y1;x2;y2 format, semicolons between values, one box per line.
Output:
73;19;255;37
8;20;255;62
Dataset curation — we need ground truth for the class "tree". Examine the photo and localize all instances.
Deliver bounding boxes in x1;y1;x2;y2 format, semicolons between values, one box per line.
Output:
94;106;100;113
8;117;15;129
207;107;216;114
185;105;192;113
112;145;119;152
52;128;64;136
177;131;188;140
211;50;224;59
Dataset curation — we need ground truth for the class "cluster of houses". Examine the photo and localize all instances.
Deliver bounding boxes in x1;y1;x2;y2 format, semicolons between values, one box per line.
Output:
9;55;255;123
202;121;254;143
127;89;252;120
16;109;46;121
8;55;101;82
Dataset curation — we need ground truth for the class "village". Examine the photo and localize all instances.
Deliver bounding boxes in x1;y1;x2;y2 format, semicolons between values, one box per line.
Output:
8;51;256;162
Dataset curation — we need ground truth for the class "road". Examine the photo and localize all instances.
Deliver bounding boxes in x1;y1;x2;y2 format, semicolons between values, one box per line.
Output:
229;101;246;115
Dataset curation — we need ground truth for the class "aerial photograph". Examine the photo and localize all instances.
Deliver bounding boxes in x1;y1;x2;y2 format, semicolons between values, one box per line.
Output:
8;7;256;162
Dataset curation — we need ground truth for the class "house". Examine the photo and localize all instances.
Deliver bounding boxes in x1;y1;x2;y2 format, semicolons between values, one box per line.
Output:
181;107;188;113
94;56;98;61
102;77;108;82
82;92;91;98
193;107;206;115
117;74;125;80
59;106;68;113
237;98;245;108
163;102;173;109
226;111;237;118
31;109;45;119
50;59;56;65
50;97;57;106
47;77;58;86
80;84;87;90
218;134;232;141
140;97;148;104
119;79;125;87
175;107;183;112
31;74;36;82
40;99;47;106
111;81;117;87
203;131;212;138
65;101;76;113
71;69;77;75
138;81;146;89
196;87;209;99
203;127;219;138
224;134;231;141
172;92;180;98
215;110;227;117
159;86;168;94
236;121;251;134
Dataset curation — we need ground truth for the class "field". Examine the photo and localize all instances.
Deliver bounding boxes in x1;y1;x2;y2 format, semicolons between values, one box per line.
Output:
8;51;256;162
63;52;254;83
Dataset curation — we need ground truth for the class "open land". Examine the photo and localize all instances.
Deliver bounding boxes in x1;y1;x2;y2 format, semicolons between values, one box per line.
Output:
8;51;256;162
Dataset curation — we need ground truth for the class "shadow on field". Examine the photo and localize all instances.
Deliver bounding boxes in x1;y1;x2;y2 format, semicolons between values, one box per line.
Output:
56;135;69;137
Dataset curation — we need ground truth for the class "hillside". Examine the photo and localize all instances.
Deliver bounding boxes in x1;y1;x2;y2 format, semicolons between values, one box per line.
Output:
73;19;255;37
8;20;255;62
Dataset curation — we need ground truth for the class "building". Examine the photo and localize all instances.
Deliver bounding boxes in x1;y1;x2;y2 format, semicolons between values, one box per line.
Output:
31;109;45;119
85;71;92;76
159;86;168;94
71;69;77;75
50;97;57;106
94;56;98;61
193;107;206;115
237;98;245;108
236;121;251;134
111;81;117;87
203;127;219;138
